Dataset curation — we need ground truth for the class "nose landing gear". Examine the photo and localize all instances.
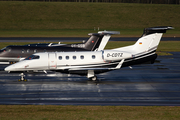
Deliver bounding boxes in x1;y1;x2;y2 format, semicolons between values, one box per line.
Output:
18;73;27;82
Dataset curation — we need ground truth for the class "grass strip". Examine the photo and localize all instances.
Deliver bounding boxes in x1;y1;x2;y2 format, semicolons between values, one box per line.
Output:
0;2;179;37
0;105;180;120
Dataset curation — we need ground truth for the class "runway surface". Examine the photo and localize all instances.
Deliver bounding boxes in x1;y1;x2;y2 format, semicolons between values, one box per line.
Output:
0;52;180;106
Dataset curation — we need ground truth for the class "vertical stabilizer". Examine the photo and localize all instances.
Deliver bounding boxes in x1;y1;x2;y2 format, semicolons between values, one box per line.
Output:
96;35;110;51
132;26;173;52
84;34;103;51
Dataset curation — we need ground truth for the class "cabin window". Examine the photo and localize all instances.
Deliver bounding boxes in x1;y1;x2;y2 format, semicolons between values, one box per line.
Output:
22;49;25;53
59;56;62;60
66;56;69;60
92;55;96;59
80;55;84;59
25;55;40;60
73;56;76;60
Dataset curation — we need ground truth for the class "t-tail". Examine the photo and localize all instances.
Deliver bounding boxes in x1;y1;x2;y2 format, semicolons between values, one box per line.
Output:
113;26;173;66
132;26;174;53
84;31;120;51
114;26;173;53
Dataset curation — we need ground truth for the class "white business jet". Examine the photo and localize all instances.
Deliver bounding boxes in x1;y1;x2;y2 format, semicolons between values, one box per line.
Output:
5;26;173;81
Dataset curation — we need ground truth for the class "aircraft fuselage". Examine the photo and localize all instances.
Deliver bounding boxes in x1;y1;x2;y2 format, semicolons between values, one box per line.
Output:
0;43;92;63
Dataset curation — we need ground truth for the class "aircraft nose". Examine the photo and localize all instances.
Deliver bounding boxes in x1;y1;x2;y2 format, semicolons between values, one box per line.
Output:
4;61;28;72
4;65;15;71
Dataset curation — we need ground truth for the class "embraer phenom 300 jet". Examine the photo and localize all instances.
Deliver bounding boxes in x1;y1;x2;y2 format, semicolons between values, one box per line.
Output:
5;26;173;81
0;31;119;64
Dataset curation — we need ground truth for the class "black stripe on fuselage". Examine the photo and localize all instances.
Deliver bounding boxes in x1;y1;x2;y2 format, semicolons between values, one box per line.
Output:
125;50;156;62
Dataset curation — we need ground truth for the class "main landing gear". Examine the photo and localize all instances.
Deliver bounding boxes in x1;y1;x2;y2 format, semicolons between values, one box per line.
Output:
87;70;98;81
18;73;27;82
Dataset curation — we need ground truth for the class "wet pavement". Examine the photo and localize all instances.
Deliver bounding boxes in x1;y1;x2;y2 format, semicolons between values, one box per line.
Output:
0;52;180;106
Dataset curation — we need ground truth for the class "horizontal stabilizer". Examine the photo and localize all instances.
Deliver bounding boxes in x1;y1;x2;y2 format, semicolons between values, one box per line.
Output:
142;26;174;36
88;31;120;36
98;31;120;35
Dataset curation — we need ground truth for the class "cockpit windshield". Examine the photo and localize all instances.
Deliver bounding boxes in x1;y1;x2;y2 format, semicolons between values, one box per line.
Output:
0;46;11;52
25;55;40;60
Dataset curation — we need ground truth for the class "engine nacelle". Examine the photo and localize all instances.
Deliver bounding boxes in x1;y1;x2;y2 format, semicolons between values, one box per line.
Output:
102;50;132;62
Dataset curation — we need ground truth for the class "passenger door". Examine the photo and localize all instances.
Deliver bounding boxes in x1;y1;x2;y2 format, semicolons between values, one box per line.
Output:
48;53;57;69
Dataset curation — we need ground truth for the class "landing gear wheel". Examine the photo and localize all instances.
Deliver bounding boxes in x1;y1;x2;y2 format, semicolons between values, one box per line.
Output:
92;76;97;81
89;76;97;81
24;79;27;82
18;79;27;82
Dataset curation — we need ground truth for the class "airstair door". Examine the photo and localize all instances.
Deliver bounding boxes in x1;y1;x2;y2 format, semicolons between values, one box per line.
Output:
48;53;57;69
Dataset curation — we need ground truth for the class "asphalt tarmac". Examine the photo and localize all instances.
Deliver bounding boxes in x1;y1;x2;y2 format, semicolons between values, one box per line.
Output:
0;52;180;106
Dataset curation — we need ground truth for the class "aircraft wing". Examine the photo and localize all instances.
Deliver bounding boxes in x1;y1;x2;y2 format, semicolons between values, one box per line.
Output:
69;67;114;71
68;59;124;71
